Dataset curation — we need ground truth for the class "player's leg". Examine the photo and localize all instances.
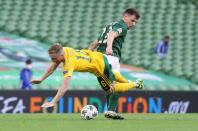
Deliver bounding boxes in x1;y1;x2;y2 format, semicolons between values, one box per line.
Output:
113;79;144;92
97;76;144;120
101;56;144;99
99;55;144;119
97;76;124;120
97;76;144;93
97;55;124;120
105;55;128;83
104;55;129;120
105;92;119;112
113;71;129;83
99;55;144;120
104;55;126;119
96;76;119;112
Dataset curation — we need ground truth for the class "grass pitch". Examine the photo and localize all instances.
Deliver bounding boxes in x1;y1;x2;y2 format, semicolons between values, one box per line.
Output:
0;114;197;131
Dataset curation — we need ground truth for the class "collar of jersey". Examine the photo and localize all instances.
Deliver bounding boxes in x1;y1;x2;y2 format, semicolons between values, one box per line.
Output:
119;19;128;30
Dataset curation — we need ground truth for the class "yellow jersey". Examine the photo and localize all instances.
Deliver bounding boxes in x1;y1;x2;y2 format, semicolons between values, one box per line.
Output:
62;47;105;77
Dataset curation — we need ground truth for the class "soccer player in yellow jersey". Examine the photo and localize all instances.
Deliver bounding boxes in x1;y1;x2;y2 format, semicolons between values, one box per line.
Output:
31;44;143;119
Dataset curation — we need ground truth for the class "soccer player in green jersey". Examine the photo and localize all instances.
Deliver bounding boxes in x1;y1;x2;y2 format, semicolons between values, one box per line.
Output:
89;8;141;119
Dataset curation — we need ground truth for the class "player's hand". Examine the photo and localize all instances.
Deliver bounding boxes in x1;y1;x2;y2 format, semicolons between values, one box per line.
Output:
41;102;54;108
31;79;42;84
106;47;113;55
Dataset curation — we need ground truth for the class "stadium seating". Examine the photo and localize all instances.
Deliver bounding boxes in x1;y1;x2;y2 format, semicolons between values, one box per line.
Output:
0;0;197;89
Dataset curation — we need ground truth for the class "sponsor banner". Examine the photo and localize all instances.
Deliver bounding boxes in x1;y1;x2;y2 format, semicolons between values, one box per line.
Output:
0;91;198;114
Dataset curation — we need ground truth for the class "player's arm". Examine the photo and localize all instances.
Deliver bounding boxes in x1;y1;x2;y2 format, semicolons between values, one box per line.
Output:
31;62;60;84
88;40;100;51
41;77;71;108
106;31;119;55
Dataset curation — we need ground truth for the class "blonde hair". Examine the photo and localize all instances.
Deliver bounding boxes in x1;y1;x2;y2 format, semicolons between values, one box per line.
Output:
48;43;63;54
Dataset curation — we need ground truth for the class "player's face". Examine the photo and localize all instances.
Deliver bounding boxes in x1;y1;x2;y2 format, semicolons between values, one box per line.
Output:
49;53;62;62
164;38;170;43
124;15;138;29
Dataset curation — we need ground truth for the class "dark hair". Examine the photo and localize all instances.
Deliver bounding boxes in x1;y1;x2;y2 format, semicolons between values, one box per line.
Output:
164;36;170;39
48;43;63;54
25;59;32;65
123;8;140;19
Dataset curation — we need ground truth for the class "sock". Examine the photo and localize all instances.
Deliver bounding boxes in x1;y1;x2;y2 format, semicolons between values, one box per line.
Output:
106;93;119;111
106;94;110;109
113;71;128;83
114;82;135;92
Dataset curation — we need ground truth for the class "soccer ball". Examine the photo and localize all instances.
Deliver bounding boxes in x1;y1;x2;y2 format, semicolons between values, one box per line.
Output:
80;105;98;120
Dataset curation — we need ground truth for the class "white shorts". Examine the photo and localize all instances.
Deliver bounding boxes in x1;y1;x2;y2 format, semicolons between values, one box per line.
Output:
104;55;120;72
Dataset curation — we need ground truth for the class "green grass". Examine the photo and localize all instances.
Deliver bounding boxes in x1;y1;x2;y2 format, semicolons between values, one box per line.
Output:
0;114;198;131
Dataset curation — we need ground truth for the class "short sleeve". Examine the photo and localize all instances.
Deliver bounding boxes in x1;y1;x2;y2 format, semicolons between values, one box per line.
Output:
62;61;74;78
112;23;125;36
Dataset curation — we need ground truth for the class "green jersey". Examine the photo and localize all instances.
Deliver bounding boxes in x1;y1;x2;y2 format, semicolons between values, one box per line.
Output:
97;20;128;60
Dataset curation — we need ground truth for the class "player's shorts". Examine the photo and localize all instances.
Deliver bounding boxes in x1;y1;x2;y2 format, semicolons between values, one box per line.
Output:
97;55;115;92
103;55;120;72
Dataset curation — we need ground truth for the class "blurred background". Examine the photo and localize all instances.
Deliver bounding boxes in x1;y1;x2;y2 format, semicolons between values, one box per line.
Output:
0;0;198;113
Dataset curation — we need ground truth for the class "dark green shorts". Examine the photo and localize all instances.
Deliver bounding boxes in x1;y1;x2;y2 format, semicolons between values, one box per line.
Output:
97;55;115;91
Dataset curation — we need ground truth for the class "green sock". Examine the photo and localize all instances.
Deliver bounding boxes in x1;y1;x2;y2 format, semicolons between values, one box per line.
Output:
106;93;119;111
106;94;110;109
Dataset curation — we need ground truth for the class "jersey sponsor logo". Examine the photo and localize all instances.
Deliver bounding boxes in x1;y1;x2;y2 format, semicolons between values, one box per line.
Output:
76;56;91;61
117;28;122;34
